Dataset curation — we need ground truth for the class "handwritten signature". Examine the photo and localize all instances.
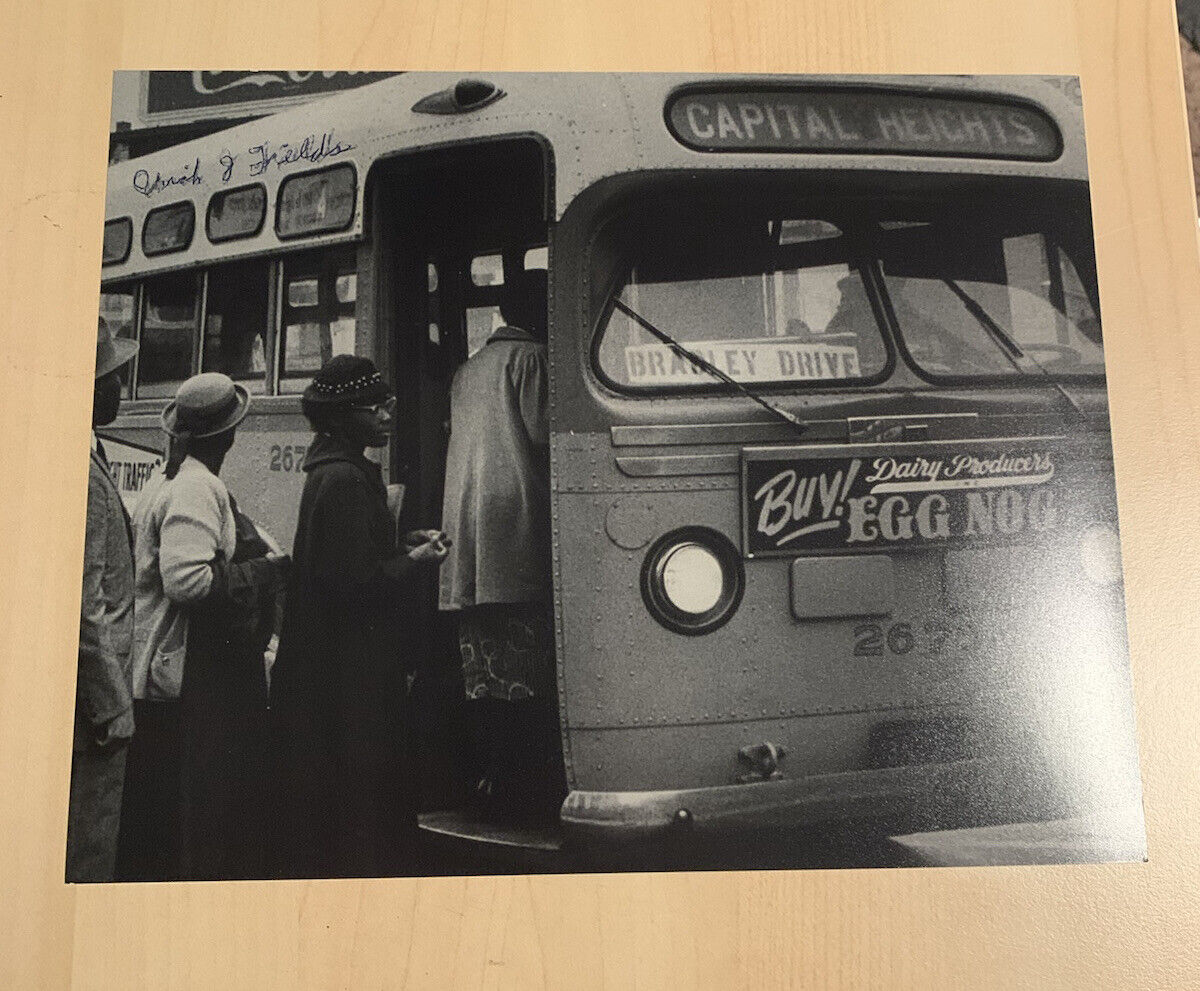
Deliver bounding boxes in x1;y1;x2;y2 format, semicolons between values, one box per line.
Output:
246;131;355;177
129;129;355;198
132;158;202;197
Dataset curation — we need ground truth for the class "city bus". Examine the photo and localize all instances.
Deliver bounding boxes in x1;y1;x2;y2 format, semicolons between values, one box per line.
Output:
96;72;1142;869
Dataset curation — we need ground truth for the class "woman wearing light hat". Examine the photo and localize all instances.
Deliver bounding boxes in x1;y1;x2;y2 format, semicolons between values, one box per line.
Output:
270;355;448;879
119;372;289;880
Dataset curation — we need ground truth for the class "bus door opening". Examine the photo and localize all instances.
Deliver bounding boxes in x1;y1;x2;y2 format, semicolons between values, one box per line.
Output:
371;139;560;848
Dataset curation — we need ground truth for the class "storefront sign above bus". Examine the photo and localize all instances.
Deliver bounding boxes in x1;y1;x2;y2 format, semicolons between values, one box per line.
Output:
742;441;1064;557
144;71;398;122
625;339;860;385
667;89;1061;161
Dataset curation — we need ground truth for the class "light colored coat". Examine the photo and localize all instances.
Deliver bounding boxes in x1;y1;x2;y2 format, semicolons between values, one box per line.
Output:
439;327;551;609
131;456;237;699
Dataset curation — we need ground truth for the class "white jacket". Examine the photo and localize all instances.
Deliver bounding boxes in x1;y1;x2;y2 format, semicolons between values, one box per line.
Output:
131;457;237;699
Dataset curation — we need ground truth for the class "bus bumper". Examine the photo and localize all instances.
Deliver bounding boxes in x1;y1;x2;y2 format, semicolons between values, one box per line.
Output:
560;757;1057;844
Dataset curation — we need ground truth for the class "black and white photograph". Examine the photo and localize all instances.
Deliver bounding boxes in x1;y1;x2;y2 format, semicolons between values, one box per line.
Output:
71;70;1146;882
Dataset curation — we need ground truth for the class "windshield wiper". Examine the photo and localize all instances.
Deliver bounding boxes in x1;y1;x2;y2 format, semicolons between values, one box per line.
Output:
613;299;808;437
940;278;1087;421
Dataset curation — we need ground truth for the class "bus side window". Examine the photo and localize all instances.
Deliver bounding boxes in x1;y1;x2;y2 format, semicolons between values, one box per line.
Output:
427;261;441;345
138;272;200;399
466;252;505;358
279;247;358;394
99;286;138;398
465;306;503;357
462;246;546;358
203;260;271;393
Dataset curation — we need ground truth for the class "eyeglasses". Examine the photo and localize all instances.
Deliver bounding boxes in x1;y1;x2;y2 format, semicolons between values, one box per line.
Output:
352;397;397;416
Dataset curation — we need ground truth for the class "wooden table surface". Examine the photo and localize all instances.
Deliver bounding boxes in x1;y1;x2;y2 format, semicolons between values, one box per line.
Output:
2;0;1198;987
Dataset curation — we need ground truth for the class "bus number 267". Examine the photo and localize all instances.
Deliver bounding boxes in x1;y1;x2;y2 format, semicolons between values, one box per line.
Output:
852;620;954;657
268;444;307;472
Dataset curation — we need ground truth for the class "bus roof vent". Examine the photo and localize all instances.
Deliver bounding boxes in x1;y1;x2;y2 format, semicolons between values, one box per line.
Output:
412;78;506;115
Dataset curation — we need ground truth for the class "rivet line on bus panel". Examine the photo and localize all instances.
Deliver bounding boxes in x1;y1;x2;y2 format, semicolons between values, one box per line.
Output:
558;479;737;494
548;479;574;780
615;76;643;165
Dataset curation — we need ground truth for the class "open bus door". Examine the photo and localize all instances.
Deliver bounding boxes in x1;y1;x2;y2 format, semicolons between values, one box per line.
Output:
370;139;566;866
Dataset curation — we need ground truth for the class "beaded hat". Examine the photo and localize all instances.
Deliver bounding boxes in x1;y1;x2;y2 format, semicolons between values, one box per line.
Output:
302;355;392;406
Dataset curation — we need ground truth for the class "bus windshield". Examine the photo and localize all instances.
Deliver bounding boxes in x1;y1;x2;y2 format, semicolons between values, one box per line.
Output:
875;220;1103;379
594;209;1103;392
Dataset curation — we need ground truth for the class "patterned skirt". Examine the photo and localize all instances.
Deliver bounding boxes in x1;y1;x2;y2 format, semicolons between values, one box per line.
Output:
457;602;555;701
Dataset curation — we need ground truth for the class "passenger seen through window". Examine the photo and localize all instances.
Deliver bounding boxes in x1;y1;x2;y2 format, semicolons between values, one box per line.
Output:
138;272;199;399
203;260;270;393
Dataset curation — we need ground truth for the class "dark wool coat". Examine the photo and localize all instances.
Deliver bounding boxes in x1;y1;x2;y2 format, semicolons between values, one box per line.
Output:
178;500;282;881
117;496;282;882
269;433;419;879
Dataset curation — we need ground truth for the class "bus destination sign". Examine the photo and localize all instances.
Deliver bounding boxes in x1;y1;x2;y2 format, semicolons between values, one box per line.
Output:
742;442;1066;557
667;90;1061;160
625;338;860;385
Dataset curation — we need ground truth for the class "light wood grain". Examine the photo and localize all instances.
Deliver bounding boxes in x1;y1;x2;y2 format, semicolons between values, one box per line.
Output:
2;0;1199;987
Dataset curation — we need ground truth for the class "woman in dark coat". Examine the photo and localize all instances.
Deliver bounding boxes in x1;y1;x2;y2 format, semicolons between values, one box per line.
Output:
269;356;448;879
179;498;284;880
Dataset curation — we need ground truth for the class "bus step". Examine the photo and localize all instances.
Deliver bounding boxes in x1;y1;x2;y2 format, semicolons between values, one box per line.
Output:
418;809;564;853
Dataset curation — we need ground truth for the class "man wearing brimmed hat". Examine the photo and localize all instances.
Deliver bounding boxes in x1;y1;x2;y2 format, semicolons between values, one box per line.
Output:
68;318;138;882
119;372;287;880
